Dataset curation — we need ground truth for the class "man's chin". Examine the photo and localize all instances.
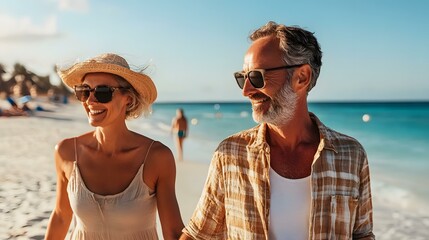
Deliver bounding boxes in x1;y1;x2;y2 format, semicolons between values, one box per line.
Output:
252;114;262;124
252;112;275;124
253;109;289;126
251;107;265;123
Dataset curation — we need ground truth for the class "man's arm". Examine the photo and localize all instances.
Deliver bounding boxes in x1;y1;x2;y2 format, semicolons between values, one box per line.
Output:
181;151;226;239
353;156;375;239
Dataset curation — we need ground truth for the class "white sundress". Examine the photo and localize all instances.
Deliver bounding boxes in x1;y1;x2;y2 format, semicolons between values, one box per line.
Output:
67;139;158;240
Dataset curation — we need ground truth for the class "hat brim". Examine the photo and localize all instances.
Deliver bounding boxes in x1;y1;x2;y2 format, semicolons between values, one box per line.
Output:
58;62;157;104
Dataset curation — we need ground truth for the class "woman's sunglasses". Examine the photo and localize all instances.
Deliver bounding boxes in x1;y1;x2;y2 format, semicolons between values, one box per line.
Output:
74;85;129;103
233;64;304;89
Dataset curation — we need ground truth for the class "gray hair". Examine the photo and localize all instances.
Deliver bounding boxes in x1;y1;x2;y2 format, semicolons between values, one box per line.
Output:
249;21;322;92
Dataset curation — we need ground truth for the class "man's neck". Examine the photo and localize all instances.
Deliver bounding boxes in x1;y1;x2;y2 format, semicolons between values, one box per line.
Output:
266;111;318;151
266;111;320;179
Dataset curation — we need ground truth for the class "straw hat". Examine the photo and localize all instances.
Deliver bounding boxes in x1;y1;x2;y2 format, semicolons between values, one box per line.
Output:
58;53;157;104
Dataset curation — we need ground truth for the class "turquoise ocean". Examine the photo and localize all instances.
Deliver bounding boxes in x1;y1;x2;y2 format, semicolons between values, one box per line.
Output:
126;101;429;213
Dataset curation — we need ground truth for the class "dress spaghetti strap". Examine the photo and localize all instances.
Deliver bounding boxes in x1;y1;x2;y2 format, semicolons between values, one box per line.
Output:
69;137;78;237
74;137;78;163
143;140;155;165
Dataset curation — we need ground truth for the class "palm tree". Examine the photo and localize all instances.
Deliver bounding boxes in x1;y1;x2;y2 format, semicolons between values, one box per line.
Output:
0;63;5;74
0;63;7;93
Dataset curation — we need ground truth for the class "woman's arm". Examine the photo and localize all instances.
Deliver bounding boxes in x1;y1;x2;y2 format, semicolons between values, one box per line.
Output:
153;145;184;239
171;118;177;134
45;141;74;239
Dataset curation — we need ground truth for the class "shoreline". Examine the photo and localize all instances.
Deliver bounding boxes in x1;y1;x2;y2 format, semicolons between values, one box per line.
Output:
1;101;428;239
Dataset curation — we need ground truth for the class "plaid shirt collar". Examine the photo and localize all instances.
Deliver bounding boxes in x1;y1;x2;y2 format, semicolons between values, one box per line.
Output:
252;112;337;153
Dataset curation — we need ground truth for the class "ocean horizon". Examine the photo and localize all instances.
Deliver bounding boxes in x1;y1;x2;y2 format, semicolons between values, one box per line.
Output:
154;100;429;104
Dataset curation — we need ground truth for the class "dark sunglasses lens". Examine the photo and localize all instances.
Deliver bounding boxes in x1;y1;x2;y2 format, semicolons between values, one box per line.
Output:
94;86;113;103
234;73;245;89
248;71;264;88
74;87;90;102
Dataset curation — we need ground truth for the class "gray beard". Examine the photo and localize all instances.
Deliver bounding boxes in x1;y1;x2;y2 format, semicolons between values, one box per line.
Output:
252;82;297;126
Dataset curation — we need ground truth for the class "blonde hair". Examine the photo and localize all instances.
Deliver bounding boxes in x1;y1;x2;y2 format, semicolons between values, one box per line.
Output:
114;74;151;119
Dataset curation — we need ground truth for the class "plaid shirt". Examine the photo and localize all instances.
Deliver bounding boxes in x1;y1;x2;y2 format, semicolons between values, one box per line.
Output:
183;113;375;239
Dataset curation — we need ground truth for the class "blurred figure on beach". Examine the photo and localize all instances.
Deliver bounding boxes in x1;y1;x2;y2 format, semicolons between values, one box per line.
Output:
45;53;184;239
181;21;374;239
10;82;33;112
0;91;29;117
7;83;48;113
171;108;188;161
0;105;28;117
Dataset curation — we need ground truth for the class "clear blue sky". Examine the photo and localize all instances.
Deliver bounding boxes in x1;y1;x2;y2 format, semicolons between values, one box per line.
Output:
1;0;428;102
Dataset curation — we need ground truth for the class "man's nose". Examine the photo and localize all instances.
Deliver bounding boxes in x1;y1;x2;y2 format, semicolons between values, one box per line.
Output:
242;77;257;97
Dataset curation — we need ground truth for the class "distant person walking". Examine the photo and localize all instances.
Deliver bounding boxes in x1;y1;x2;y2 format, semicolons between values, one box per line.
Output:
171;108;188;161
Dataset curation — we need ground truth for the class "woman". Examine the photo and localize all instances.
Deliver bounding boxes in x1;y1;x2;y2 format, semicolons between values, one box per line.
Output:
171;108;188;161
45;53;184;239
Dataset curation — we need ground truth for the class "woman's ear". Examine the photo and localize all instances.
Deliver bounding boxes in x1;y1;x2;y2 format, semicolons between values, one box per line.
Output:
125;95;133;107
292;64;312;92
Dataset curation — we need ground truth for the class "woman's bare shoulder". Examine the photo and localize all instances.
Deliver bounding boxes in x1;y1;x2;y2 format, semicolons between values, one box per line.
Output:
55;131;94;163
152;140;173;155
141;139;174;166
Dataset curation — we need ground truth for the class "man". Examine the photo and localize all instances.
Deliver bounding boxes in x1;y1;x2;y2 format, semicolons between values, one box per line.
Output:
181;21;374;239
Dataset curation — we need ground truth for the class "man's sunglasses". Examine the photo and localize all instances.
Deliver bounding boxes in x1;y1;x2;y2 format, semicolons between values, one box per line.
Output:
233;64;304;89
73;85;129;103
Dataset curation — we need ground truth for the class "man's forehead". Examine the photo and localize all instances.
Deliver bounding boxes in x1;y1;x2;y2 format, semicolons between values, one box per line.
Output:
243;53;255;70
243;36;283;70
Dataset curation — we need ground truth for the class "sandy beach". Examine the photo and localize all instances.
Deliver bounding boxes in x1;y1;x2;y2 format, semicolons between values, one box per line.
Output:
1;100;428;239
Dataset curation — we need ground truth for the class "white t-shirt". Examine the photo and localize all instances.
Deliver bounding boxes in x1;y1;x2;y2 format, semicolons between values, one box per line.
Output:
269;167;311;240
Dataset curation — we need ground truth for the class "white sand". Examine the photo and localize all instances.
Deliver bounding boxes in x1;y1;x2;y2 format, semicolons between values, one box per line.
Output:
0;100;428;239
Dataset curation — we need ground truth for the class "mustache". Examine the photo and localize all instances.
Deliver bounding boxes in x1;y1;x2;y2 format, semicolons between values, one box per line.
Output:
249;93;269;101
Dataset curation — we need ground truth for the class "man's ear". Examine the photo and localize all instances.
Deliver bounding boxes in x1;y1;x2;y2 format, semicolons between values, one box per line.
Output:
292;64;312;92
